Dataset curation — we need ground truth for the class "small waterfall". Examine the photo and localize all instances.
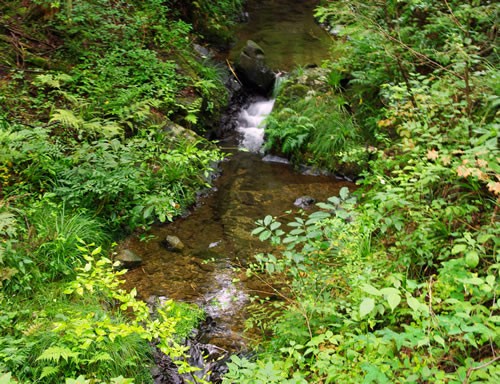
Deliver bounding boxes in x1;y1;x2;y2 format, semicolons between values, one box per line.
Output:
236;97;275;152
272;74;286;99
236;76;286;153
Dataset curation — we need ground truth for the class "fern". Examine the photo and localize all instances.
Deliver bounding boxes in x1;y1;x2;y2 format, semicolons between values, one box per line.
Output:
36;346;79;363
0;211;17;237
39;366;59;380
50;110;123;138
88;352;112;364
34;73;73;89
50;109;84;130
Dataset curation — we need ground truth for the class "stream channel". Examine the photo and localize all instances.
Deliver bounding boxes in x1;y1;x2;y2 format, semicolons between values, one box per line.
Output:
122;0;355;381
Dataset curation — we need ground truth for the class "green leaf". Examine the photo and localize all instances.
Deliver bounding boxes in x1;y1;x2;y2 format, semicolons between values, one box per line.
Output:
434;335;446;348
66;376;90;384
339;187;349;200
143;205;154;219
264;215;272;226
465;251;479;268
259;231;272;241
251;227;265;236
360;284;381;296
40;366;59;379
270;221;281;231
317;202;336;210
359;298;375;318
386;293;401;311
452;244;467;254
407;297;428;313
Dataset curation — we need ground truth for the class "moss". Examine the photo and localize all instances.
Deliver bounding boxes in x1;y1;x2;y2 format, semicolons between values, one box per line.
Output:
275;83;310;109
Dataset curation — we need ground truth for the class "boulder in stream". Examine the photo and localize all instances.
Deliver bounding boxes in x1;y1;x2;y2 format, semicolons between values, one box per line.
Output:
115;249;142;269
162;235;185;252
235;40;275;94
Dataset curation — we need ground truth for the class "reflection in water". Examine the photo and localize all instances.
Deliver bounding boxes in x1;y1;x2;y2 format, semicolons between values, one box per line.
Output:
230;0;331;70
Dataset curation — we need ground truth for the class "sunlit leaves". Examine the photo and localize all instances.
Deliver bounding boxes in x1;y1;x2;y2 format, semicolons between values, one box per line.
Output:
359;298;375;318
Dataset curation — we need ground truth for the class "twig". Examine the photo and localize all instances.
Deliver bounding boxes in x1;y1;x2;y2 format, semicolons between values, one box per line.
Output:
5;25;56;49
226;59;243;85
462;356;500;384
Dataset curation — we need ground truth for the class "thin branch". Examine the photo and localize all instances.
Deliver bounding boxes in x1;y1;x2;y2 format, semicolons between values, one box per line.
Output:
462;356;500;384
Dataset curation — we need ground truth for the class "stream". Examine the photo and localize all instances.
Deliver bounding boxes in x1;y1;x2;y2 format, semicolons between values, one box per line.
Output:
122;0;354;380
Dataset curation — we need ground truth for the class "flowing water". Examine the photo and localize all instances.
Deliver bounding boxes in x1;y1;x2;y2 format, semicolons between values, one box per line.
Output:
123;0;354;356
123;104;354;351
236;97;275;152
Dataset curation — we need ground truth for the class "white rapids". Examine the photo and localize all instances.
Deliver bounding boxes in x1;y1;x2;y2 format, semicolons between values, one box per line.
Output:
236;98;275;152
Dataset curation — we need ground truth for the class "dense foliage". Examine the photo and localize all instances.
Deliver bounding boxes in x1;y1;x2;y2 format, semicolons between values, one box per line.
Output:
0;0;240;382
1;0;498;382
226;0;499;382
265;68;363;175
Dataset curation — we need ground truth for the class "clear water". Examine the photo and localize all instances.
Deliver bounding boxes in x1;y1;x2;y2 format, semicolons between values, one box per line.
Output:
229;0;332;71
122;0;349;352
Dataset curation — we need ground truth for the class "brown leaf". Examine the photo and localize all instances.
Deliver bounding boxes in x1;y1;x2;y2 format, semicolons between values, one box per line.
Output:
427;149;439;160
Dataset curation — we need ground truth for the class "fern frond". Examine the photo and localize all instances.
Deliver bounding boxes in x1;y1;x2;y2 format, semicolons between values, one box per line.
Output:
0;211;17;235
35;74;61;88
88;352;112;364
21;321;43;336
50;109;84;129
56;90;81;106
36;346;79;363
39;366;59;379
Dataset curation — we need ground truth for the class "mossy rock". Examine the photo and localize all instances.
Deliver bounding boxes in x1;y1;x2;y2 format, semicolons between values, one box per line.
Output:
275;84;310;109
24;52;50;69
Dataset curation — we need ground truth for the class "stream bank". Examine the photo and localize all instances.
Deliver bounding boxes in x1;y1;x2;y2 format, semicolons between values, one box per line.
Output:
119;0;356;381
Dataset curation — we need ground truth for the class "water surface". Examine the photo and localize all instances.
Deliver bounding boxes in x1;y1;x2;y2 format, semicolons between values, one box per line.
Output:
122;0;350;352
229;0;332;71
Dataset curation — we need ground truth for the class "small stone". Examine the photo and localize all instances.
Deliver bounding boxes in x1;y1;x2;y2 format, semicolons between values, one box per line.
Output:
115;249;142;269
209;240;221;248
294;196;316;209
162;235;184;252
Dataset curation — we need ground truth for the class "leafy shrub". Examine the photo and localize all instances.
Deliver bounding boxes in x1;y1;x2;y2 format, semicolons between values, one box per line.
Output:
225;185;499;383
1;244;201;383
265;69;363;171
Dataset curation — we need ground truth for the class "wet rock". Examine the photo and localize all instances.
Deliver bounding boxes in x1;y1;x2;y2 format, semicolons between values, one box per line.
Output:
162;235;184;252
193;43;214;59
208;240;221;248
151;315;234;384
162;122;206;145
116;249;142;269
294;196;316;209
235;40;276;94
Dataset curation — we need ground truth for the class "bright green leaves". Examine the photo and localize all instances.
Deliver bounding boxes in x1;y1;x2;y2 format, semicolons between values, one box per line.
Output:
406;296;428;315
359;283;402;316
465;251;479;268
385;291;401;312
339;186;349;200
253;215;286;245
361;283;381;296
359;298;375;318
452;243;467;254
